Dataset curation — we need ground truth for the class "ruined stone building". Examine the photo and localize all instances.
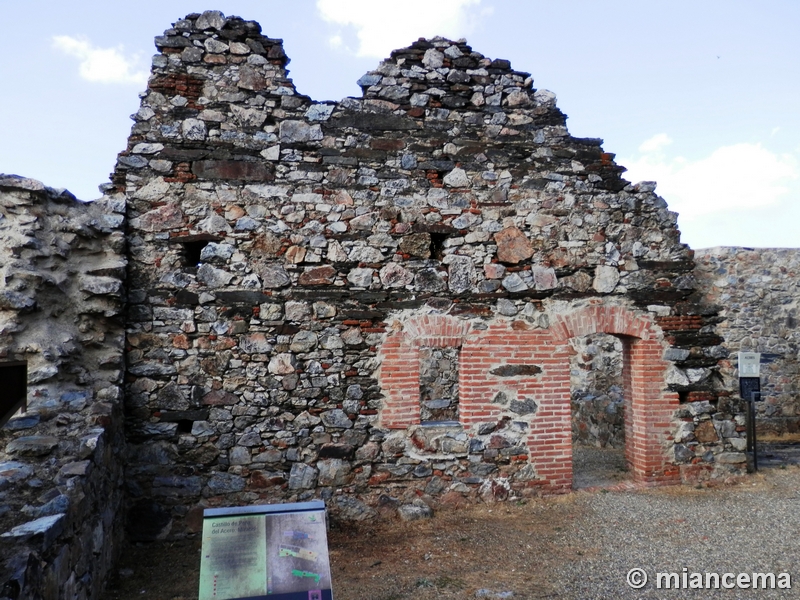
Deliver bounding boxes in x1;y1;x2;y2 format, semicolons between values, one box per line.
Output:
1;10;797;599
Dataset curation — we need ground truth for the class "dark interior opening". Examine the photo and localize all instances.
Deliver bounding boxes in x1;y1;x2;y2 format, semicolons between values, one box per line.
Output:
429;232;448;260
170;234;220;268
176;419;194;434
181;241;210;267
0;361;27;427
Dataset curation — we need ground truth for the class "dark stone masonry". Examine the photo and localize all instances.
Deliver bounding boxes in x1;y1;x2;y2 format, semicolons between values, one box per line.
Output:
0;177;125;599
1;10;796;599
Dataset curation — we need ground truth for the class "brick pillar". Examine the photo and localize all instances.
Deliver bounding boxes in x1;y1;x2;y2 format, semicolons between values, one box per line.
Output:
621;337;635;471
460;326;573;492
626;338;680;484
525;343;572;492
378;333;420;429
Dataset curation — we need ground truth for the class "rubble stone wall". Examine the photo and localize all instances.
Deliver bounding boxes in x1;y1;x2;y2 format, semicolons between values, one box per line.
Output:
0;177;126;599
116;10;733;537
695;247;800;437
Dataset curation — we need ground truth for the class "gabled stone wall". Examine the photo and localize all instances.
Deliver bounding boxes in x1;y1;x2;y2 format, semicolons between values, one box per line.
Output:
0;176;126;599
114;10;735;536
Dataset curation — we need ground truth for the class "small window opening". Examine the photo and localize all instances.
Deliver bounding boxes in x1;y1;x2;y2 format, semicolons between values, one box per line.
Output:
170;234;220;268
429;232;448;260
176;419;194;434
0;361;27;428
181;241;210;267
419;346;459;424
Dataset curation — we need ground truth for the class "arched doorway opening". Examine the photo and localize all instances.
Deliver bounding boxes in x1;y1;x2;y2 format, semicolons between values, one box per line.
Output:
546;303;681;489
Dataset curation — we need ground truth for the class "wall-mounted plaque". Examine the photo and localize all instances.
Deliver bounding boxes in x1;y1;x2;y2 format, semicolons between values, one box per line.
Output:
199;501;333;600
738;352;761;377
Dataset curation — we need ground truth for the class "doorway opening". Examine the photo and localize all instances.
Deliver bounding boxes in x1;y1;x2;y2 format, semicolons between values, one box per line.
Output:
569;333;629;488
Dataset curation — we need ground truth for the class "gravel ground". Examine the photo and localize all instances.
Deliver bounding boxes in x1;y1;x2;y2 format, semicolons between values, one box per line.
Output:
552;466;800;599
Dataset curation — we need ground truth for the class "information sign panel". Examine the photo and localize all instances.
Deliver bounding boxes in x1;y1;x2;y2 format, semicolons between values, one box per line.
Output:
199;501;333;600
738;352;761;377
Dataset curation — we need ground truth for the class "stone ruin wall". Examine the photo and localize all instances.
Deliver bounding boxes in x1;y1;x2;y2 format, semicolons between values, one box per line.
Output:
115;10;734;538
0;176;126;599
8;10;792;597
695;247;800;438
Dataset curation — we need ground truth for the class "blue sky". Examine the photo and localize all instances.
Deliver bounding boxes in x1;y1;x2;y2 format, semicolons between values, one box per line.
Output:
2;0;798;249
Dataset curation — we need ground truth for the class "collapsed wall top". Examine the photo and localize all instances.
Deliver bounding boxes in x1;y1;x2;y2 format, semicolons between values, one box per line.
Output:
116;10;692;295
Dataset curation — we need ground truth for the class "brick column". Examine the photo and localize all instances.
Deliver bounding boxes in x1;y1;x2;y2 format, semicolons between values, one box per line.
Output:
378;333;420;429
524;341;572;492
627;338;681;484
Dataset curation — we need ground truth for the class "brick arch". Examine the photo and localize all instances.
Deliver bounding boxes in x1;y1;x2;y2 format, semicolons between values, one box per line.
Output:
549;304;656;342
403;314;472;346
377;306;680;489
548;303;680;486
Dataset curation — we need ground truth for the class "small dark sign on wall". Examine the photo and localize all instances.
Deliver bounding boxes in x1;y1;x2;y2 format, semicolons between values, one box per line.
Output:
199;501;333;600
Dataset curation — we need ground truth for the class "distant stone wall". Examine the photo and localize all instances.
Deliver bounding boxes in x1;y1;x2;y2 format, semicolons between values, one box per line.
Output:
0;176;126;599
695;247;800;437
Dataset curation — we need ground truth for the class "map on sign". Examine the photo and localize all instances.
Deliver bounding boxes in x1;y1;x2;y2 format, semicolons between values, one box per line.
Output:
199;501;333;600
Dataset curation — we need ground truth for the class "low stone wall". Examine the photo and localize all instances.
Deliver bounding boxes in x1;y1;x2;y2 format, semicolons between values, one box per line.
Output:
0;176;127;599
695;247;800;438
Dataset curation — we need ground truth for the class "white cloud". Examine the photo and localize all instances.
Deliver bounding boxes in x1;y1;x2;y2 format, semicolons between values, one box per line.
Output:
52;35;148;85
329;34;344;49
621;138;798;220
316;0;484;58
638;133;672;154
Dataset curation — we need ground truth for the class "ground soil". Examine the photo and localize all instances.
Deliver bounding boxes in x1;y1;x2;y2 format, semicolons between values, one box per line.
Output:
104;443;800;600
106;496;579;600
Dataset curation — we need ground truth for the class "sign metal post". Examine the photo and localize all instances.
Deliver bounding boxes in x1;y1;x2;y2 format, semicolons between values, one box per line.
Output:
738;352;762;472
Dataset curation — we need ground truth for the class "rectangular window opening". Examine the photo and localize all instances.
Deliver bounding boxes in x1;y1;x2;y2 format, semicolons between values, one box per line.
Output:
419;346;460;425
170;234;221;268
0;361;27;428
